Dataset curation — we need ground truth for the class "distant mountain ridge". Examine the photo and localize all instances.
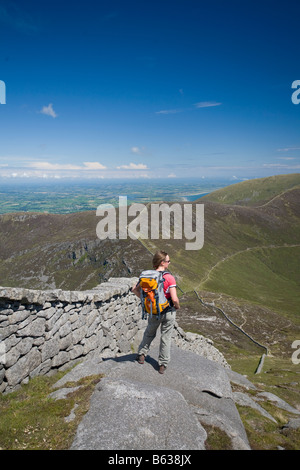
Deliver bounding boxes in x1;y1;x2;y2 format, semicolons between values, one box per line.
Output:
200;173;300;206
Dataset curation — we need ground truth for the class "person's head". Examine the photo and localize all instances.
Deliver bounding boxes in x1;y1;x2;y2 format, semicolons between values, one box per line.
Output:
152;250;171;270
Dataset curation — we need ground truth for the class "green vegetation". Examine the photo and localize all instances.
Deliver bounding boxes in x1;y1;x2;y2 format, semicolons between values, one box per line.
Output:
203;425;233;450
231;355;300;450
236;404;300;450
0;179;227;214
201;173;300;206
0;370;102;450
200;246;300;323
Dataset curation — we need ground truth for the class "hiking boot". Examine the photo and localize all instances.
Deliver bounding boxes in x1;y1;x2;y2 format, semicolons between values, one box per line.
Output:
158;365;166;374
137;354;145;364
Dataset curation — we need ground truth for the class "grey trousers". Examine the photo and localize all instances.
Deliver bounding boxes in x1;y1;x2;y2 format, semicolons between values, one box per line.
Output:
138;309;176;367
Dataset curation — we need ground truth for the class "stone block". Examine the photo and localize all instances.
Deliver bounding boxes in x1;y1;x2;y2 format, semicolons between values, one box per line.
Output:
5;337;33;368
41;335;60;362
5;348;41;387
52;351;70;368
17;317;45;338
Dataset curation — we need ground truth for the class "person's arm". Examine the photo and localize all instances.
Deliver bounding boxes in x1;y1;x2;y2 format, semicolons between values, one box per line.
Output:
169;286;180;309
132;283;141;299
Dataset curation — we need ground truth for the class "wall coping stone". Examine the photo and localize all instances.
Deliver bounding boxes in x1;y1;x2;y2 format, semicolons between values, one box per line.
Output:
0;277;138;305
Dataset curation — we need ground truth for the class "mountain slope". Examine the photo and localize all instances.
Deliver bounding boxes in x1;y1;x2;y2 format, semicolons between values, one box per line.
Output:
144;179;300;293
0;211;152;290
200;173;300;206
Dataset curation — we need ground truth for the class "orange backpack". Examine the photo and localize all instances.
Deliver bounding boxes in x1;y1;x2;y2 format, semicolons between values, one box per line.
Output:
139;270;170;319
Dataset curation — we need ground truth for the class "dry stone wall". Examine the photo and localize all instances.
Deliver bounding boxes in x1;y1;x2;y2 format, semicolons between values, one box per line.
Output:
0;277;228;394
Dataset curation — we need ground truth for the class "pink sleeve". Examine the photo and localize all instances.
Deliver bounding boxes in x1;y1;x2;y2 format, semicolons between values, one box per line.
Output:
163;273;176;294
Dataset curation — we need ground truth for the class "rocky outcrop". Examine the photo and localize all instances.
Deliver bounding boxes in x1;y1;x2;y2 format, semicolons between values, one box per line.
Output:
50;336;300;451
52;336;249;450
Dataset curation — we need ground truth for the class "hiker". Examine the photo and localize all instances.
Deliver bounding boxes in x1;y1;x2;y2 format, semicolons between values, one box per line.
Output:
132;250;180;374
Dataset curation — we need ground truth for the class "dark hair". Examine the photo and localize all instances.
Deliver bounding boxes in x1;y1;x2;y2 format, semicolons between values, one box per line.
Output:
152;250;168;269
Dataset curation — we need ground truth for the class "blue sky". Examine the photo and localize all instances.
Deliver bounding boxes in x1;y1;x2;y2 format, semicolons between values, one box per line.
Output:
0;0;299;181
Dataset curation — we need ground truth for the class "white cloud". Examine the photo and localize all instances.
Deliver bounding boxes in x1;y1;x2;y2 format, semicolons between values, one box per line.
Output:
28;161;107;170
277;157;296;161
116;162;148;170
40;103;58;118
156;109;182;115
263;163;300;169
30;162;81;170
82;162;107;170
263;163;287;168
131;146;147;155
167;173;177;178
193;101;222;108
156;101;222;115
277;147;300;152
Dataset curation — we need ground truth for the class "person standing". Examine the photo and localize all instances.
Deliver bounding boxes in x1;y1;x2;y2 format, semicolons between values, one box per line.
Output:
132;250;180;374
